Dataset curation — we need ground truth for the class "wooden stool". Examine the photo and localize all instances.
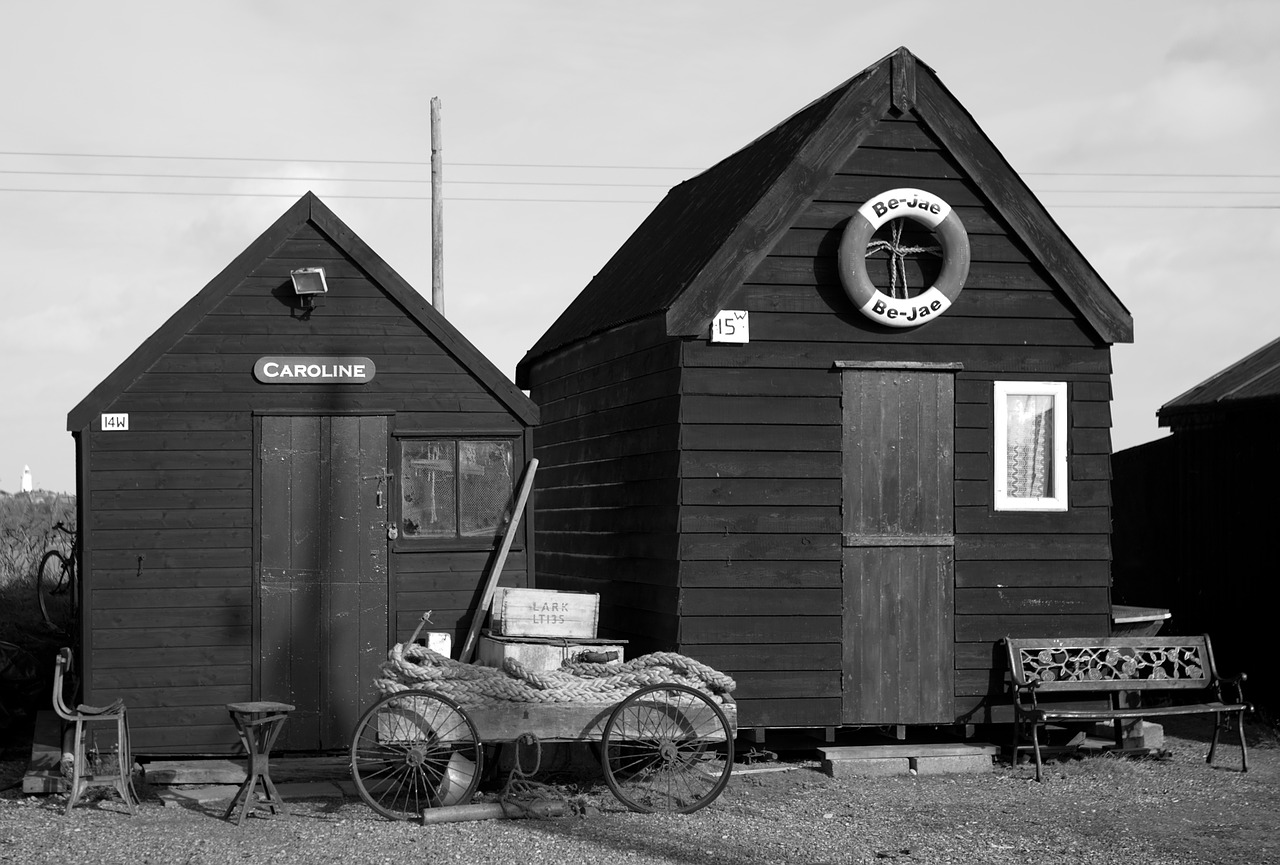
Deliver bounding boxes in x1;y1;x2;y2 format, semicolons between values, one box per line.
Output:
224;701;294;825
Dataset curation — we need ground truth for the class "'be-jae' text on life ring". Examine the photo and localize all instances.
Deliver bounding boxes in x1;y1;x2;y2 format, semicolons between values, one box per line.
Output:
837;187;971;328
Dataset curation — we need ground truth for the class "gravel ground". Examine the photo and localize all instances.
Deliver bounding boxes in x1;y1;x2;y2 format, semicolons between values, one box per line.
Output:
2;718;1277;865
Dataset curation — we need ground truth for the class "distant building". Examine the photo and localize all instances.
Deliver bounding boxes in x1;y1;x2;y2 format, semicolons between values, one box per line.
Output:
1112;334;1280;713
20;465;32;493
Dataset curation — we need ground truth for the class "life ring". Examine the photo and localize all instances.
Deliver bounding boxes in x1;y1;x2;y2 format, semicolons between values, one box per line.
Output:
837;187;971;328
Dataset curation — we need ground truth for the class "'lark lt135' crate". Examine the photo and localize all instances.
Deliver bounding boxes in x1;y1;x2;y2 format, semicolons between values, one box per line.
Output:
491;587;599;639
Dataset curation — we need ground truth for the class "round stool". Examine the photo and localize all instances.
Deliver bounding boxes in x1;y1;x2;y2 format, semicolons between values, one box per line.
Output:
224;701;294;825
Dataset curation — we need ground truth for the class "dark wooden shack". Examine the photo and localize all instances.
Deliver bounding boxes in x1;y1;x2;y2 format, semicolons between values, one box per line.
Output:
517;47;1133;734
67;193;539;754
1112;336;1280;714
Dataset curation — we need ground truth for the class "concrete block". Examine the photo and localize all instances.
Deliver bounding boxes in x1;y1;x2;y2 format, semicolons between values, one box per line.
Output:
1091;720;1164;750
821;757;910;778
157;785;240;807
910;754;992;775
276;782;343;799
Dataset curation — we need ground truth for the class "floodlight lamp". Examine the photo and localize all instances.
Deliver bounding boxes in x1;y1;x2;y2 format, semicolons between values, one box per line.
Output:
289;267;329;308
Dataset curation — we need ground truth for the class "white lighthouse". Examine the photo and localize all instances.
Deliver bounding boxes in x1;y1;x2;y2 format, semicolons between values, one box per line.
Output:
20;465;32;493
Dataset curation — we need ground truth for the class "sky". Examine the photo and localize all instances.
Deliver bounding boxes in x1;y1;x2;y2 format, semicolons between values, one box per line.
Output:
2;0;1278;494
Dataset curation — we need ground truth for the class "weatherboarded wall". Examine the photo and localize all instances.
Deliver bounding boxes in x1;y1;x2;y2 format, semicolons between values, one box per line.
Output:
527;114;1116;731
73;200;535;754
530;318;683;652
675;116;1113;728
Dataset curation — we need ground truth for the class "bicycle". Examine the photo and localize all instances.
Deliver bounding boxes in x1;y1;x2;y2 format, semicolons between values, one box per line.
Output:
36;522;78;632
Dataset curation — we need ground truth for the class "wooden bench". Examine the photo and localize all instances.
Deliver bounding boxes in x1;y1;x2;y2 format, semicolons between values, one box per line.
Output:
1005;635;1250;781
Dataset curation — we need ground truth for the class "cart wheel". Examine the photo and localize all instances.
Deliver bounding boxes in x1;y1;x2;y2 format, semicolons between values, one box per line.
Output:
601;683;734;813
350;689;482;820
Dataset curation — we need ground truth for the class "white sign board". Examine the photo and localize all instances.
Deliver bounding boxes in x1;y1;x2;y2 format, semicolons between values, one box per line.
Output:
710;310;750;344
101;413;129;431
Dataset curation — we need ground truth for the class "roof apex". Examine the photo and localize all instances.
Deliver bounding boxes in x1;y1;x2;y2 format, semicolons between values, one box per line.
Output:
69;193;537;430
518;47;1132;385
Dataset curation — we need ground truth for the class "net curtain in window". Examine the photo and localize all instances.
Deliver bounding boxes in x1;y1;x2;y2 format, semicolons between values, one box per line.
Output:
1005;394;1054;499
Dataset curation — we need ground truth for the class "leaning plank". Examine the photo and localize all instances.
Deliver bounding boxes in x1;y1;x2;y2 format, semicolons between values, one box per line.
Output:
458;459;538;663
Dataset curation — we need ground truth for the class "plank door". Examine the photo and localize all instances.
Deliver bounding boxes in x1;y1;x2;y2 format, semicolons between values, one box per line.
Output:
259;415;389;751
841;367;955;725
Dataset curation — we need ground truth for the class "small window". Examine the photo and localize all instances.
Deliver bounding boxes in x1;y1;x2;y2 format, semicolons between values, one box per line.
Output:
400;439;515;540
994;381;1068;511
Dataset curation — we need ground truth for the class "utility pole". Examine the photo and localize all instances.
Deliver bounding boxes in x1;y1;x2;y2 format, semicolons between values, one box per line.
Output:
431;96;445;316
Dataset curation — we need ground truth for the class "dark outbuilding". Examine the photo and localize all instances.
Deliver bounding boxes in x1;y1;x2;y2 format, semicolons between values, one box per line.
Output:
518;48;1132;734
68;193;538;754
1113;336;1280;714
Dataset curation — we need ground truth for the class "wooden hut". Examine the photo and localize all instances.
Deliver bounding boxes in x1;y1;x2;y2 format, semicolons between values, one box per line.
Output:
67;193;539;754
1112;336;1280;713
516;48;1132;735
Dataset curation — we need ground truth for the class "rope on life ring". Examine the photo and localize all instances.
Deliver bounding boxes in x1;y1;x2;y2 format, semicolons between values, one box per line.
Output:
837;187;971;328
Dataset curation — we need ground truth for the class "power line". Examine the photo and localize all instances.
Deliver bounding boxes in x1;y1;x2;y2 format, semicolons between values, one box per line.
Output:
0;149;699;171
1;187;1277;209
0;187;658;203
0;168;673;188
0;168;1274;195
1;149;1278;180
1026;170;1280;180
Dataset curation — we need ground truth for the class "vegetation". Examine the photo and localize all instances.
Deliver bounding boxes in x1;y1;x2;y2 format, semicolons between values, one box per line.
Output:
0;492;76;736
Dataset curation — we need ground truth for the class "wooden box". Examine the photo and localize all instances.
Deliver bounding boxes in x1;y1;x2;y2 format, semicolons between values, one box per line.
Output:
491;587;599;639
476;634;625;672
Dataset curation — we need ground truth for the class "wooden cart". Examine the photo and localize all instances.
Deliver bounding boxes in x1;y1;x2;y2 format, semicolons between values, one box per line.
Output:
348;682;736;820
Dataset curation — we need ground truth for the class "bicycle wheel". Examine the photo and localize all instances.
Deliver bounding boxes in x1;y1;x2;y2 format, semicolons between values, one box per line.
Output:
601;683;734;813
36;550;72;631
350;689;482;820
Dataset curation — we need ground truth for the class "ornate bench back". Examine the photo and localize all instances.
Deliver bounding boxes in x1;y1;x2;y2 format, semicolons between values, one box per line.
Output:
1004;636;1218;693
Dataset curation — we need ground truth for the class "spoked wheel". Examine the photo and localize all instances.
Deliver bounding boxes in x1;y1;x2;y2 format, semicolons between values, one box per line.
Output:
601;683;734;813
36;550;73;632
350;689;482;820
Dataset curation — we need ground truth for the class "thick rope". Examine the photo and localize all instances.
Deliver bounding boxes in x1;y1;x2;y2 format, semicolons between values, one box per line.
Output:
375;642;735;706
866;220;941;299
498;733;566;818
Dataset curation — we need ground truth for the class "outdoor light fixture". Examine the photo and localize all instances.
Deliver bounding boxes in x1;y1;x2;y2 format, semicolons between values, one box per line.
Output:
289;267;328;308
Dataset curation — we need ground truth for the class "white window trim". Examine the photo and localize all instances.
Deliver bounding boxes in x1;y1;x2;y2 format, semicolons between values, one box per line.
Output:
993;381;1069;512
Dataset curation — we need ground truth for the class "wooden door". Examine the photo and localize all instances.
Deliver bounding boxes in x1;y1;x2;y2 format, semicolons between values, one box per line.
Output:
259;416;389;750
841;366;955;725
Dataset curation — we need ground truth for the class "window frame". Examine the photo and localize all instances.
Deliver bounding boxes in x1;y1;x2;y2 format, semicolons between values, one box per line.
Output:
393;434;522;549
993;380;1069;512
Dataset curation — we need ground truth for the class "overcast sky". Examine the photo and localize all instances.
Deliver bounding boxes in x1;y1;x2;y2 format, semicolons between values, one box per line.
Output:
3;1;1278;493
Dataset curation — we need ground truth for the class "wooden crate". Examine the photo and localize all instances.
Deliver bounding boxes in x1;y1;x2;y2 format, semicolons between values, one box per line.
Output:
492;588;599;639
476;634;625;672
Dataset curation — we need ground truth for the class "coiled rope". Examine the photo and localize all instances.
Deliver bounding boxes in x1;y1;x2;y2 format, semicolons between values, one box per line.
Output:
375;642;735;706
866;219;942;299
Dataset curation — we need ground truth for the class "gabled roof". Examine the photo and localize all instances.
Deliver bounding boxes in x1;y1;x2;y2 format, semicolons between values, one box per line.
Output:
517;46;1132;386
68;192;538;430
1159;335;1280;424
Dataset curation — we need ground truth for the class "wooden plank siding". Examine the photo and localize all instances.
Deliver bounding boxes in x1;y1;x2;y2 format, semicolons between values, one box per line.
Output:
528;320;683;654
674;113;1114;729
1112;413;1280;714
78;215;535;754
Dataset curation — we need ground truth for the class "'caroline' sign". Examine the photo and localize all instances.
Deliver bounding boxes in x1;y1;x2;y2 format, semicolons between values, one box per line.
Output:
253;356;376;384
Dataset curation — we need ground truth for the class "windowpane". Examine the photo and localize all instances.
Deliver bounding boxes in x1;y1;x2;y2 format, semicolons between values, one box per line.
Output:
994;381;1068;512
1005;394;1055;499
459;441;514;537
401;441;457;538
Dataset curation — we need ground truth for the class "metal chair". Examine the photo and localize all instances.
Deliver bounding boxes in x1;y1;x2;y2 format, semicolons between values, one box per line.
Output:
51;647;137;814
